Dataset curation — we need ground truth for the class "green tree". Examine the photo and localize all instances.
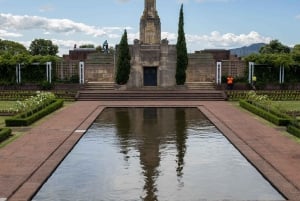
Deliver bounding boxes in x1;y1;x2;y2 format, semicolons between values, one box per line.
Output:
259;39;290;54
29;39;58;56
115;30;131;85
176;4;188;85
291;44;300;64
0;39;28;55
79;44;95;48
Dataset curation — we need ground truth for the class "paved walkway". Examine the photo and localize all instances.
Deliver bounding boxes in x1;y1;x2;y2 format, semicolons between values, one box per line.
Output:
0;101;299;201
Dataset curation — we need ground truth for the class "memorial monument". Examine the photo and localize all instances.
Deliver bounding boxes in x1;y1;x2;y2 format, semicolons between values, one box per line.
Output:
127;0;177;88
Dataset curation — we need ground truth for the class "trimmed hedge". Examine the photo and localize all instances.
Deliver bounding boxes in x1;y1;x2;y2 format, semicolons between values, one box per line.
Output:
287;125;300;138
239;100;291;126
5;99;64;127
0;127;12;142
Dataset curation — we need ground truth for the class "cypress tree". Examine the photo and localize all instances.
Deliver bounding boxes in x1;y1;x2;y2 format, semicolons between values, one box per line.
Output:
116;30;131;85
176;4;188;85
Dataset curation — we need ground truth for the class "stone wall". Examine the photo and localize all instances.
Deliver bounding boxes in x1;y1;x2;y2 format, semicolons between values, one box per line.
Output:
186;53;216;82
127;39;176;88
85;52;115;83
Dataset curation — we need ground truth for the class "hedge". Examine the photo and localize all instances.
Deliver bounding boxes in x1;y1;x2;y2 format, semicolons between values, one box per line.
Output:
0;127;12;142
239;100;291;126
287;125;300;138
5;99;64;127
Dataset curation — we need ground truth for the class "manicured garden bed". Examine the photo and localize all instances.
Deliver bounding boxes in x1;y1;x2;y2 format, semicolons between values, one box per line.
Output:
5;99;64;127
227;90;300;101
0;90;76;101
239;100;291;126
239;91;300;138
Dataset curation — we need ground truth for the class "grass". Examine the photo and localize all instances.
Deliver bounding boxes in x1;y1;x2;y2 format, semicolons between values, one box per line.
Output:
0;101;17;111
272;101;300;112
0;116;6;127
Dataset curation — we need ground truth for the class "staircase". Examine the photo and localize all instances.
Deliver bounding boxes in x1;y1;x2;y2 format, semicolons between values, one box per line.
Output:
76;90;226;101
186;82;216;90
84;82;115;90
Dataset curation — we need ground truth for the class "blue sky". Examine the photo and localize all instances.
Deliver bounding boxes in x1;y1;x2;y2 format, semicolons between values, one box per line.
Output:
0;0;299;55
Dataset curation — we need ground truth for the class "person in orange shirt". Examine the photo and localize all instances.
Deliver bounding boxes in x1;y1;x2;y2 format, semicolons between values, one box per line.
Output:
227;75;234;90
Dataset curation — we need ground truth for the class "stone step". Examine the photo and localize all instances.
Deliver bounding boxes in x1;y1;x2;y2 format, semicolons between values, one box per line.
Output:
186;82;216;90
85;82;115;90
76;90;226;101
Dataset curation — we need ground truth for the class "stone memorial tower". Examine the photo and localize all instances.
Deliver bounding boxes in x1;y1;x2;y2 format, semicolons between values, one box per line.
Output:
127;0;176;88
140;0;161;44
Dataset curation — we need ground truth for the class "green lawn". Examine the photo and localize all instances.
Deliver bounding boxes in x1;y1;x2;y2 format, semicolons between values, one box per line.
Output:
0;116;6;127
0;101;17;112
272;101;300;112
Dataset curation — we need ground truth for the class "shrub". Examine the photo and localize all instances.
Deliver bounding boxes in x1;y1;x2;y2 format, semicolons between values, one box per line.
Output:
239;100;291;126
0;127;12;142
287;125;300;138
40;81;54;90
5;99;64;127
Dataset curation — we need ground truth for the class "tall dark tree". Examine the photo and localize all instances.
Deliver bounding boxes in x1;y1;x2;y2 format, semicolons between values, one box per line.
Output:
29;39;58;56
116;30;131;85
176;4;188;85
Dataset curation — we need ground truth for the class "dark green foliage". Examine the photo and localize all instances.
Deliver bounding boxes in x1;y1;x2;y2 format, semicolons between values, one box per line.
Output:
29;39;58;56
287;125;300;138
239;100;291;126
176;4;188;85
259;40;290;54
69;74;80;83
116;30;131;85
5;99;64;126
39;81;54;90
79;44;95;48
0;39;28;55
0;127;12;142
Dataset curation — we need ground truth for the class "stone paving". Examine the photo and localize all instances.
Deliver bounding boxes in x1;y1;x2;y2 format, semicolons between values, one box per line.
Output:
0;101;299;201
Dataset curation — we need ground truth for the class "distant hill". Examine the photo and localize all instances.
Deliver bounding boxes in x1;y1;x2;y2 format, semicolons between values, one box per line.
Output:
230;43;266;57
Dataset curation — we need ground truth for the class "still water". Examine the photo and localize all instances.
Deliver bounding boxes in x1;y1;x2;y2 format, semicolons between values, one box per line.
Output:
33;108;284;201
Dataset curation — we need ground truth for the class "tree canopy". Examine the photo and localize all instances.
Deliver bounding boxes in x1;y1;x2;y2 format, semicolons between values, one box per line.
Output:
245;40;296;68
259;39;290;54
292;44;300;64
0;39;28;55
29;39;58;56
79;44;95;48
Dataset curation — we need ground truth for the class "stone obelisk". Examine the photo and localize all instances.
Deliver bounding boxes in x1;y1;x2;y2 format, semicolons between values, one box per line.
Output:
140;0;161;44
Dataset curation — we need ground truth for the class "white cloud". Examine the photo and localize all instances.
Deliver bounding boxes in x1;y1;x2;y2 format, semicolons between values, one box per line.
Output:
0;13;271;55
0;29;22;38
0;13;130;37
185;31;271;50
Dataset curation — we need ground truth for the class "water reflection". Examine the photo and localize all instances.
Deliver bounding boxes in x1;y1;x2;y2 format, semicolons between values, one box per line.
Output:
33;108;284;201
175;108;187;179
113;108;198;200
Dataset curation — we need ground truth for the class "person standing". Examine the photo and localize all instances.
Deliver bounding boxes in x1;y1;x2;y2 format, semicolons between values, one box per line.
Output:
227;75;234;90
252;75;257;90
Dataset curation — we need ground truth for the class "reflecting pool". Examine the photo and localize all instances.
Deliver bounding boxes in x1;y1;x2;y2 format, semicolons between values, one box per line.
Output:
32;108;284;201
